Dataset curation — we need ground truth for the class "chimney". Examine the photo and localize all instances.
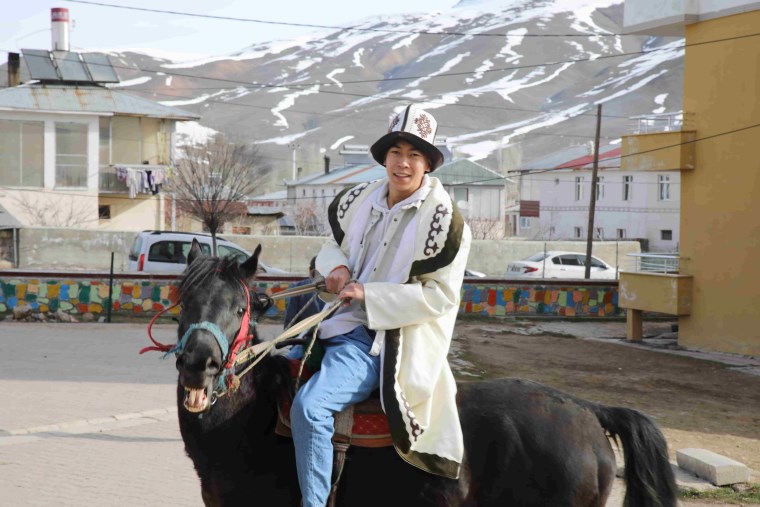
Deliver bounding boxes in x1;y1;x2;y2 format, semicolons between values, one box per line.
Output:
324;155;330;174
7;52;20;87
51;7;70;51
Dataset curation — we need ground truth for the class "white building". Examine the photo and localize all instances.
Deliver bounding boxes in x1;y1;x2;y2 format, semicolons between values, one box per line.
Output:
515;143;680;252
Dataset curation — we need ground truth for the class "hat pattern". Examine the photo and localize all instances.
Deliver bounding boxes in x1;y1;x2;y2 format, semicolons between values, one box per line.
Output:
414;114;433;139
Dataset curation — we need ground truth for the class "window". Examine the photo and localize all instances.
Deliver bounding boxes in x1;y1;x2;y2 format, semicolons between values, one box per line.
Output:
0;119;44;187
99;117;111;169
520;217;531;228
616;228;626;239
595;176;605;200
218;245;248;263
623;175;633;201
574;176;584;201
661;230;673;241
453;187;468;205
573;226;583;238
594;227;604;239
55;122;88;188
148;241;186;264
658;174;671;201
111;116;141;164
98;205;111;219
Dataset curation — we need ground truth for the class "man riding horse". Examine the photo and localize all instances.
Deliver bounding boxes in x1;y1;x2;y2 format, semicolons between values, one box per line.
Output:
290;104;471;507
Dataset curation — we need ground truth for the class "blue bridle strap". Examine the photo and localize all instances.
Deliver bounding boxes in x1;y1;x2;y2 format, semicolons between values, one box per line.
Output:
165;321;229;360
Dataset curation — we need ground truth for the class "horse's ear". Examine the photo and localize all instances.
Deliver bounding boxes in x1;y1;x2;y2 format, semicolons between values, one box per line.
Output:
187;238;205;266
240;244;261;280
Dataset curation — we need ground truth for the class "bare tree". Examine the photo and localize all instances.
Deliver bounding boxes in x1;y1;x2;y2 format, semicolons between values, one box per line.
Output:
291;199;329;236
170;136;271;253
9;193;92;227
468;218;505;240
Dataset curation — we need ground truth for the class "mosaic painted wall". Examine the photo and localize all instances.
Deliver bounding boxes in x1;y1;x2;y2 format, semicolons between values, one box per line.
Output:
0;275;620;319
460;283;619;318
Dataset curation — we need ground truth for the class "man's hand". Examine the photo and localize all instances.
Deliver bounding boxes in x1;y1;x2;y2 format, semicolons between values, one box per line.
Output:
325;266;351;294
339;282;365;306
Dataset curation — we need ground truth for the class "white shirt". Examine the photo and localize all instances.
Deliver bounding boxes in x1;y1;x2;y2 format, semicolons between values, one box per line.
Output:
319;176;432;338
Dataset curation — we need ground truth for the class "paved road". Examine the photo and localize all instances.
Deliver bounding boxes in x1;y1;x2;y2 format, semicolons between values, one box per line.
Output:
0;321;717;506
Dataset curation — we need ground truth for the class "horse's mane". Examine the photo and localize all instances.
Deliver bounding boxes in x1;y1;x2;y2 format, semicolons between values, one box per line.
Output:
178;255;272;317
179;256;243;299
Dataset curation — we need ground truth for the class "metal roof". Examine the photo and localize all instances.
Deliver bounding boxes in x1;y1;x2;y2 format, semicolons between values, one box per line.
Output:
0;202;23;229
294;159;508;187
519;144;621;171
0;83;199;120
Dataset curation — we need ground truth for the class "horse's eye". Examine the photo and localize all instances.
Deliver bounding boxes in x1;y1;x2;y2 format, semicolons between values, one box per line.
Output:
237;308;245;317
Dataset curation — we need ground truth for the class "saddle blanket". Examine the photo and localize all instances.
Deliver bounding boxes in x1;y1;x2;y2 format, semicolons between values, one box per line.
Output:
274;359;392;448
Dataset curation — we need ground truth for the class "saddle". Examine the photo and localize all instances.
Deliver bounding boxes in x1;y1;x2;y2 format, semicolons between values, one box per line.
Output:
274;359;392;448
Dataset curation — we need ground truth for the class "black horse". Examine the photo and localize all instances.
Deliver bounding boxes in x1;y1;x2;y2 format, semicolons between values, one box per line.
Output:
173;242;676;507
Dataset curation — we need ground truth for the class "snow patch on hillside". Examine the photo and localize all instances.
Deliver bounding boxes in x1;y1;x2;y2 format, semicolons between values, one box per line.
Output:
175;121;218;146
272;85;321;128
109;76;152;88
353;48;365;68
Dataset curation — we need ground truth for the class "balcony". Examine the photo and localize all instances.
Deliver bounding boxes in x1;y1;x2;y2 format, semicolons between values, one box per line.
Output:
99;164;170;195
621;112;696;172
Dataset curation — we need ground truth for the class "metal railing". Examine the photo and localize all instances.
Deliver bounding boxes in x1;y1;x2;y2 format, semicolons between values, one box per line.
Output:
629;112;693;134
625;252;681;274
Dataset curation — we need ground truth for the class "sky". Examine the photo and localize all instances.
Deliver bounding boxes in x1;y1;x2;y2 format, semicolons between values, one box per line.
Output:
1;0;459;62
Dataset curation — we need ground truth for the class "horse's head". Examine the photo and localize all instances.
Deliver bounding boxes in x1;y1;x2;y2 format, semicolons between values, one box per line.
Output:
174;239;272;413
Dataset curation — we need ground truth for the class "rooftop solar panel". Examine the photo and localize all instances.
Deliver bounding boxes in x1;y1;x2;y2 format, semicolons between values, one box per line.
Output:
22;49;59;81
82;53;120;83
53;51;90;82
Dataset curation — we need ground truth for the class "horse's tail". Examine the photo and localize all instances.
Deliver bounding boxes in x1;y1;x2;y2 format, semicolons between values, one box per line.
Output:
587;403;677;507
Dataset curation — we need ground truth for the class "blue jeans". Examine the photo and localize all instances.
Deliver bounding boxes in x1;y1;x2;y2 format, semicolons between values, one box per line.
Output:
290;326;380;507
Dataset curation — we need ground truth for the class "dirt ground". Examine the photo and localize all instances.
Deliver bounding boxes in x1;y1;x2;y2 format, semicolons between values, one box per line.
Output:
449;317;760;505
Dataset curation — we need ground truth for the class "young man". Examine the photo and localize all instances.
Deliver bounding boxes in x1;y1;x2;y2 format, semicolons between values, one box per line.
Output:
290;104;471;507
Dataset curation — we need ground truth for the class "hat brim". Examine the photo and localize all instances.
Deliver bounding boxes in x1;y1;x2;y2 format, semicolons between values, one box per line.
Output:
370;131;444;171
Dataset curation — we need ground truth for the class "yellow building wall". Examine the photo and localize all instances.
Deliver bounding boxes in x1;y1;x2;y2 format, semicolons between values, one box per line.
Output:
679;10;760;355
98;195;164;231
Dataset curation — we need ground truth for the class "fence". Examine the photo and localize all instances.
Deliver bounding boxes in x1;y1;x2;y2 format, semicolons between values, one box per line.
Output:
0;272;622;320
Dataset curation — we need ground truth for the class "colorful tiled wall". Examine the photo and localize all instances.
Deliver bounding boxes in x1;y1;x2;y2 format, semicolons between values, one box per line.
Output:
460;284;619;317
0;276;620;319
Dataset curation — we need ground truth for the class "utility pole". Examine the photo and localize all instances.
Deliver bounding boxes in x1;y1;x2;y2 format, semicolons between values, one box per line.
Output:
288;143;300;180
584;104;602;279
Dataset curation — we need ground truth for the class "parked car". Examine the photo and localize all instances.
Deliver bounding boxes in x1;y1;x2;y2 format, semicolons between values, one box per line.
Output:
506;251;617;279
127;231;288;275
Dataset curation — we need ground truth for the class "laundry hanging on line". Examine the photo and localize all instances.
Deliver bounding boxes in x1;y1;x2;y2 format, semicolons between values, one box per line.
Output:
114;166;170;198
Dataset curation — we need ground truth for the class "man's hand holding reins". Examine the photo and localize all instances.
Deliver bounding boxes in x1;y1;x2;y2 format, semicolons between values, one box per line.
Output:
326;265;351;294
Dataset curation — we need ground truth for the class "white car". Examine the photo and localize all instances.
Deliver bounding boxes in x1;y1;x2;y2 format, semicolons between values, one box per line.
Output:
127;231;289;275
506;251;617;280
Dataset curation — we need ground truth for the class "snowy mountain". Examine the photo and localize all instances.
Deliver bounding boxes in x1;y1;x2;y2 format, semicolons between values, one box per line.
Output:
16;0;686;187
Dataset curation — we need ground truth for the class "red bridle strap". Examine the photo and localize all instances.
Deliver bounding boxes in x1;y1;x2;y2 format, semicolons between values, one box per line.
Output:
139;302;181;354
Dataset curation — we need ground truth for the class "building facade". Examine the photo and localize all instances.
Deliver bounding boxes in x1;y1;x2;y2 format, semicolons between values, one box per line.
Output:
0;49;197;234
516;145;680;252
620;0;760;356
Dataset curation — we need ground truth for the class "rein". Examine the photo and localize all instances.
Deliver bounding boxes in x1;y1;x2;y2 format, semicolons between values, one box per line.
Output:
140;278;344;399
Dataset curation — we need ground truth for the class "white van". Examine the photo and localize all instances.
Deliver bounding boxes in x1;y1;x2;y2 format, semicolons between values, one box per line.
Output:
127;231;288;275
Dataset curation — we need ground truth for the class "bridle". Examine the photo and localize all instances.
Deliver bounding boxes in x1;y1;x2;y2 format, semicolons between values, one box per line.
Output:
140;278;265;396
140;277;344;401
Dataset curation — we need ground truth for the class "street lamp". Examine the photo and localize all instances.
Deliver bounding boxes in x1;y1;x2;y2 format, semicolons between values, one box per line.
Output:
287;143;300;181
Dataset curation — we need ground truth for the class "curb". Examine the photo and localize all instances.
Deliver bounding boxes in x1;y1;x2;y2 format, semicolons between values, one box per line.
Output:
1;406;177;437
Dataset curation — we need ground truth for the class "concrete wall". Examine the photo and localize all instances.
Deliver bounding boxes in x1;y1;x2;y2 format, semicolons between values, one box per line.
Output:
13;228;641;276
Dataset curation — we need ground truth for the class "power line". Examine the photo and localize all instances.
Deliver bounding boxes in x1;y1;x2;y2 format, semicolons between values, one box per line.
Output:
123;87;621;140
65;0;631;38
